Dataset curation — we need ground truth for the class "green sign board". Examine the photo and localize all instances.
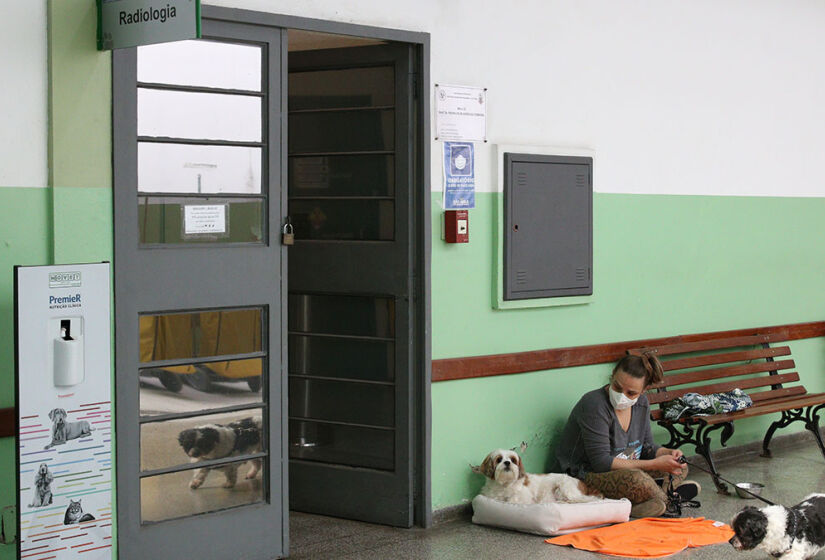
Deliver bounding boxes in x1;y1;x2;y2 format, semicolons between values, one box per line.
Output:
97;0;201;51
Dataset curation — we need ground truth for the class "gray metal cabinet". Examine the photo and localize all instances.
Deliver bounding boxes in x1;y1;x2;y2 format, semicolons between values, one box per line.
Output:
503;153;593;300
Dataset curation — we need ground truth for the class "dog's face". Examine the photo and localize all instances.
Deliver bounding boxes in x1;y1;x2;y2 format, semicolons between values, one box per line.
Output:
49;408;67;423
479;449;524;486
37;464;49;478
730;507;768;550
178;427;220;458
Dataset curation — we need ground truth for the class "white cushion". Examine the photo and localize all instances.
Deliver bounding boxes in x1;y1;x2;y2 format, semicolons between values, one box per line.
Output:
471;494;631;536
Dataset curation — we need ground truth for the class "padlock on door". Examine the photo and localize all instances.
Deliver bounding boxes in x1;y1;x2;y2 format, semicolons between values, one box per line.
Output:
282;221;295;245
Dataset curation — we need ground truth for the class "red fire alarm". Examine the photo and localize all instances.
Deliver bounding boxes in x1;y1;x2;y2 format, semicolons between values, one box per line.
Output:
444;209;469;243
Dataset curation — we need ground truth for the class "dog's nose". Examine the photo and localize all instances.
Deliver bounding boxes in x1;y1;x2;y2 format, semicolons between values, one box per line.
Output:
503;460;510;466
728;536;739;548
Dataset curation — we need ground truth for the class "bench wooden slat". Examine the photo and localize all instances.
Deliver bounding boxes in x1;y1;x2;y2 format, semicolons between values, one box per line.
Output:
650;386;808;421
748;386;807;403
647;359;795;390
632;334;772;357
647;371;800;404
701;393;825;424
660;347;791;372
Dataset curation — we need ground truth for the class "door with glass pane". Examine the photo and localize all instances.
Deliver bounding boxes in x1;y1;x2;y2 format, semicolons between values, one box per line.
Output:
113;19;287;560
287;45;415;526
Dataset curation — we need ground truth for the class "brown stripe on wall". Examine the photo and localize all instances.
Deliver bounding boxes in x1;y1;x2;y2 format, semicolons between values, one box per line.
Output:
432;321;825;382
0;407;15;438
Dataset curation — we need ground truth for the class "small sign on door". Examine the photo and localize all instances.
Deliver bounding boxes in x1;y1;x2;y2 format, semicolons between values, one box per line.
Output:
184;204;227;235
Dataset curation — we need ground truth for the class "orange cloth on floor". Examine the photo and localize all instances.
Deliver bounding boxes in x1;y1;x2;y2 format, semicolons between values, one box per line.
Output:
546;517;734;558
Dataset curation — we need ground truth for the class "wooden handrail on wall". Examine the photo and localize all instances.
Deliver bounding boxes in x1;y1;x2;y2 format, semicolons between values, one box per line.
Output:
0;407;15;438
432;321;825;382
1;323;822;423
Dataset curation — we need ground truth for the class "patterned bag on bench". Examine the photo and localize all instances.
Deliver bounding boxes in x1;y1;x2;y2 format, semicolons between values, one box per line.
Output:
662;388;753;421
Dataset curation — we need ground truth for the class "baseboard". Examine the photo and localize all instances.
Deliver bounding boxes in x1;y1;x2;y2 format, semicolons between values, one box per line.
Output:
432;503;472;525
431;428;825;525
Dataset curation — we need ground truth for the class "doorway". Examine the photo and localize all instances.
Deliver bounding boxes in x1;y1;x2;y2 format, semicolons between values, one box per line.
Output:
286;31;418;527
113;8;430;560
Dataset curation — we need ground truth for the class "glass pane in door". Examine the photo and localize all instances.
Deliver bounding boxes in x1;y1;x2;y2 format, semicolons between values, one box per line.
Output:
138;39;262;92
288;294;395;469
137;307;267;525
141;461;266;524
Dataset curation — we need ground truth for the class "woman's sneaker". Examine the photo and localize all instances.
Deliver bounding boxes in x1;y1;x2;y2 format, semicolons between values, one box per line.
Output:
675;481;701;501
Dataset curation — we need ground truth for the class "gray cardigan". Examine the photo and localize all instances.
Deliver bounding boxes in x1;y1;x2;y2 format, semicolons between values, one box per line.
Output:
551;386;660;478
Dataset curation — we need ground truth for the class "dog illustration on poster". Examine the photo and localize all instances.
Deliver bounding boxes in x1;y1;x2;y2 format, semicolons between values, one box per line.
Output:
29;463;54;507
44;407;93;450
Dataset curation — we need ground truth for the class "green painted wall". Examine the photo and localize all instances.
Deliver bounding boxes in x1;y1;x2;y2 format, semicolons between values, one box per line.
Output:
430;191;825;509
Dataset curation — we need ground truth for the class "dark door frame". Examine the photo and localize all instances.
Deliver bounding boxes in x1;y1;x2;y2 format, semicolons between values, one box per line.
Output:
203;6;432;527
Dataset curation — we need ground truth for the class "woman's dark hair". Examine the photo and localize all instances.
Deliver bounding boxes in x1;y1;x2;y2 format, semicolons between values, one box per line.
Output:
612;352;664;387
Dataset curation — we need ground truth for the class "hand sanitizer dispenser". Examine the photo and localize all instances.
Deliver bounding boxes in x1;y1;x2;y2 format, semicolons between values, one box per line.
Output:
53;317;84;386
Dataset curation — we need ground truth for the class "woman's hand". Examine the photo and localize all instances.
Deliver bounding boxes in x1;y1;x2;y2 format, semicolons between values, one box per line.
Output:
656;447;683;460
651;454;684;474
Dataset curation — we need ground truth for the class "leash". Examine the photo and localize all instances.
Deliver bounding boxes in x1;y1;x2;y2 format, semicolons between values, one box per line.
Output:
676;456;777;506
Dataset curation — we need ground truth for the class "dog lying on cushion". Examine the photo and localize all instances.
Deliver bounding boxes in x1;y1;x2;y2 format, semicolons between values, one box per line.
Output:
730;495;825;560
474;449;603;504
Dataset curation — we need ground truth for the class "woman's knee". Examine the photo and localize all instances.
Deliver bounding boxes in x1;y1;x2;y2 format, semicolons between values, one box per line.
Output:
585;469;662;502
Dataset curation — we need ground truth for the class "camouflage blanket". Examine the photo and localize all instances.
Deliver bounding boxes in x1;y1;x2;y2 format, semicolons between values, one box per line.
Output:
662;388;753;421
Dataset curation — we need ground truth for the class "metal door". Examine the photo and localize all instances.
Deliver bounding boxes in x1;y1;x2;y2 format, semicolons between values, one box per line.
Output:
113;18;288;560
287;44;416;526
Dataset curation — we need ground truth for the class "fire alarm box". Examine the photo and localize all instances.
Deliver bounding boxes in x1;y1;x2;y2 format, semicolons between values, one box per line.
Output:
445;210;469;243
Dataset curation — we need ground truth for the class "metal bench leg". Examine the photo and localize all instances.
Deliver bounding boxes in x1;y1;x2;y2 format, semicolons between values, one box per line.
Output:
695;423;734;494
659;420;733;493
804;404;825;462
761;417;784;458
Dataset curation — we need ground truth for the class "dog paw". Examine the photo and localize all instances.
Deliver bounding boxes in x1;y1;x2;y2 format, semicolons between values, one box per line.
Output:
189;479;203;489
245;471;258;479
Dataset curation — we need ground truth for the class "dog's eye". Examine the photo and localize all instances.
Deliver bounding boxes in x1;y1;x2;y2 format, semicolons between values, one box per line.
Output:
495;457;502;464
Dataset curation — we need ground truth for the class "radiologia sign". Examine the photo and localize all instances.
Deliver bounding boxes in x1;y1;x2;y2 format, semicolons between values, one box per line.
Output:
97;0;201;50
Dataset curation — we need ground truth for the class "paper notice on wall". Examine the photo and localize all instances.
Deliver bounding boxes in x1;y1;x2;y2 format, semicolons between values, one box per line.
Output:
435;84;487;142
443;142;475;209
184;204;227;235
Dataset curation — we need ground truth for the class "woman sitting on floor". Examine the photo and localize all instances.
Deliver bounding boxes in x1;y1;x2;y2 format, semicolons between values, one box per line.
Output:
550;353;701;518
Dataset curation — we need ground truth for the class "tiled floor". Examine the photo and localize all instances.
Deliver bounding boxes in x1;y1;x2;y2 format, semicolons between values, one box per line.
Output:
289;438;825;559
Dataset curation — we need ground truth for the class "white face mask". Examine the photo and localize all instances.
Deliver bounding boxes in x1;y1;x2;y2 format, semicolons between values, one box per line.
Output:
608;386;638;410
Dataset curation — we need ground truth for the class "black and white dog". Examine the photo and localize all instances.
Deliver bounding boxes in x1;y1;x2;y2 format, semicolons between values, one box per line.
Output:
730;495;825;560
178;417;262;489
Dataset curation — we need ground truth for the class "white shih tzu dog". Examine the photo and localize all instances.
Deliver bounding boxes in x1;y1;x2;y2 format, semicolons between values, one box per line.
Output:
474;449;603;504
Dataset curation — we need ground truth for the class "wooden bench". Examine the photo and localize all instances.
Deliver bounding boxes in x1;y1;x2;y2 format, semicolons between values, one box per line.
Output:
628;334;825;493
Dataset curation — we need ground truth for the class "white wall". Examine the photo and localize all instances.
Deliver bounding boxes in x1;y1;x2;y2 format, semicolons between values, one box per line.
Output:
0;0;48;188
207;0;825;197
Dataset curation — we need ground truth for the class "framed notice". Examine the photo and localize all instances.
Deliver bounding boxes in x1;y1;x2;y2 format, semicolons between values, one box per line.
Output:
435;84;487;142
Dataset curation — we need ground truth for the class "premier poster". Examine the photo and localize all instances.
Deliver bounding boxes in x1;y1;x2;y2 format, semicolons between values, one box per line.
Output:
15;263;113;560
